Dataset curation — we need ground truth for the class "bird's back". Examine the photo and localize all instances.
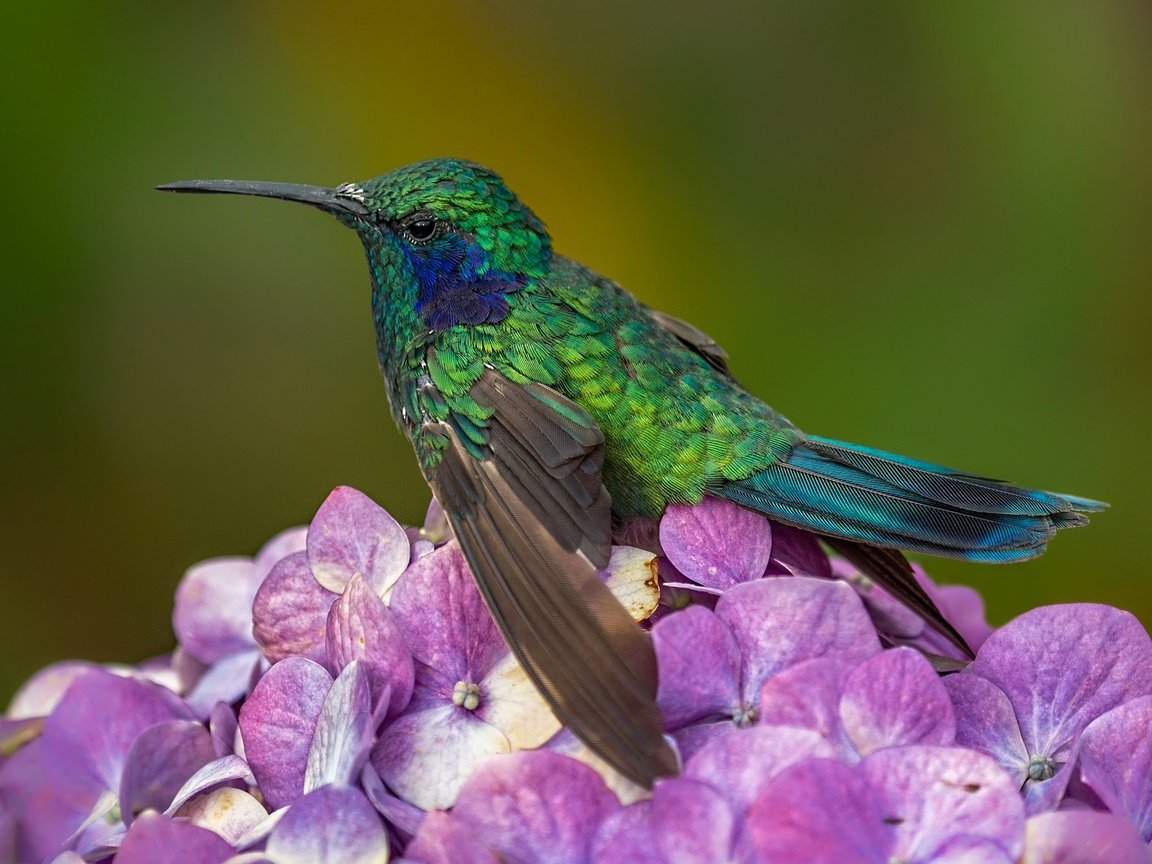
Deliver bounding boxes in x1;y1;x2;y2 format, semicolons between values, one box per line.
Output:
480;254;797;518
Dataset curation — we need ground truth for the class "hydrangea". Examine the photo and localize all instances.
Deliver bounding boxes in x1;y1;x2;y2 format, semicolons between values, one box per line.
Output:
2;488;1151;863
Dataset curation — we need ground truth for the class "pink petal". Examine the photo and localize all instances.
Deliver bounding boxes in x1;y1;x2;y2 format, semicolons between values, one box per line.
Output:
718;576;880;704
173;557;259;664
373;704;507;811
1022;811;1150;864
304;661;376;792
252;551;337;664
325;574;414;716
839;647;955;756
239;657;332;810
119;720;216;825
265;785;388;864
660;497;773;590
307;486;410;595
114;811;234;864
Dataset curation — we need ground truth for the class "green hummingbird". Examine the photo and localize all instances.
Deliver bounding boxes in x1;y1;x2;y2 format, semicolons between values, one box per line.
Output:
158;158;1104;789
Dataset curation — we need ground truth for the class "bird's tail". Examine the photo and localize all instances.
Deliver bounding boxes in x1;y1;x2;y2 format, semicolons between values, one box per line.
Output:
720;434;1105;564
718;435;1106;658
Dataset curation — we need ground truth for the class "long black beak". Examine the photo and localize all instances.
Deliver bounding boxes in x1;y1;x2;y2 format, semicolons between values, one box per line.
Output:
155;179;370;218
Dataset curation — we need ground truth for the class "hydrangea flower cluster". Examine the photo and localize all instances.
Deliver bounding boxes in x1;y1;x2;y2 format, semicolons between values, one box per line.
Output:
2;489;1150;863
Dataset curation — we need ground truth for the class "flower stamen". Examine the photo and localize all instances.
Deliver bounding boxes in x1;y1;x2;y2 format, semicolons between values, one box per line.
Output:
452;680;481;711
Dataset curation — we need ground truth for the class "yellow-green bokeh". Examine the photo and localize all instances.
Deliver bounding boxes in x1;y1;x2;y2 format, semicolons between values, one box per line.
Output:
2;2;1150;699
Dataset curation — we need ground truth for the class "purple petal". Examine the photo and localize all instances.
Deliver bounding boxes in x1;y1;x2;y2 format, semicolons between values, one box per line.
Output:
685;724;838;813
758;657;851;752
970;604;1152;764
173;557;259;664
590;801;661;864
922;837;1016;862
718;577;880;706
420;497;451;546
659;497;773;589
595;778;735;864
165;754;255;815
409;539;435;564
208;703;239;758
325;574;414;716
119;720;216;825
1022;811;1150;864
933;580;995;653
360;762;424;838
443;751;619;864
650;778;738;864
172;647;209;695
5;661;95;719
0;739;93;862
114;811;234;864
372;704;507;810
308;486;410;595
541;727;653;806
861;745;1025;862
746;757;888;863
40;668;191;793
184;650;263;719
389;542;506;686
1079;695;1152;841
839;647;955;756
253;525;309;584
232;808;286;855
652;606;742;730
305;661;376;792
764;521;832;579
404;811;501;864
944;673;1029;786
252;551;337;664
265;784;388;864
831;556;925;641
748;746;1025;863
672;721;738;763
131;651;181;690
239;657;332;809
949;670;1074;814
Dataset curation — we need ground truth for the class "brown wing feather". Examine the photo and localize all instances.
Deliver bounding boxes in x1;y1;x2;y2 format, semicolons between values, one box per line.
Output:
423;369;678;787
647;308;734;377
822;537;974;660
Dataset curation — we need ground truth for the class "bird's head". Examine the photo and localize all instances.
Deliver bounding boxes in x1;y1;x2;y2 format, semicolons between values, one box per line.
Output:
158;158;552;331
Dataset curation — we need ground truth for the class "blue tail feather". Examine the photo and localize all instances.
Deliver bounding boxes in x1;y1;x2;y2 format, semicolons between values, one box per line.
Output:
720;435;1102;563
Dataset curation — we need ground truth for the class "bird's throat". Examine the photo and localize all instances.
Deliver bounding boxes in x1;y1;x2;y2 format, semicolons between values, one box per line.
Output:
406;235;524;331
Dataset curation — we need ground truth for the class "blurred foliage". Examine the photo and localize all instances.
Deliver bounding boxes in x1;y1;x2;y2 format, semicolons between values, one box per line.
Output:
2;1;1150;700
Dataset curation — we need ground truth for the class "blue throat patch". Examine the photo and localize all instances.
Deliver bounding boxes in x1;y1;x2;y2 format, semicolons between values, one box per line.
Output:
407;234;523;331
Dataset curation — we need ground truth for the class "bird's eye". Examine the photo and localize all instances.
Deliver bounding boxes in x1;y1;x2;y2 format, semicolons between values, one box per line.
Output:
399;213;441;244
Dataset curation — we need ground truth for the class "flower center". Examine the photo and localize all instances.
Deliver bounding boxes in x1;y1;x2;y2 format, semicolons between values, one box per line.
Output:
452;680;481;711
1027;753;1057;781
732;703;758;728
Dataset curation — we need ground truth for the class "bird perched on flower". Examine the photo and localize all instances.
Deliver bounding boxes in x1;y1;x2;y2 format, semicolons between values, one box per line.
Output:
158;159;1104;789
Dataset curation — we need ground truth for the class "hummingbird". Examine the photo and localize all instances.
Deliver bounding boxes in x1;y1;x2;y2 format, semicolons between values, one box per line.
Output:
158;158;1105;789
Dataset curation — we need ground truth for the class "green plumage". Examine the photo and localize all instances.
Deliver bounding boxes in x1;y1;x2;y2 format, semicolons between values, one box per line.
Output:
402;254;795;516
158;157;1105;790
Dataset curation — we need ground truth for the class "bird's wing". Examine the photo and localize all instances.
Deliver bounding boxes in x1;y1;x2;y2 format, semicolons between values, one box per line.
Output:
416;365;677;787
646;308;733;377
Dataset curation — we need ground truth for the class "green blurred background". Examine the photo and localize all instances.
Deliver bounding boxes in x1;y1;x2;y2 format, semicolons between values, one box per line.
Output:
2;2;1150;700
